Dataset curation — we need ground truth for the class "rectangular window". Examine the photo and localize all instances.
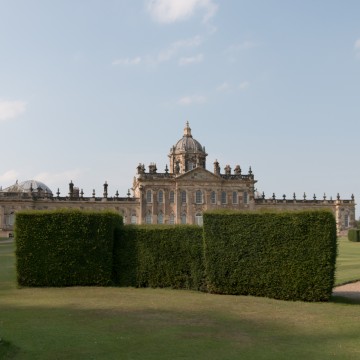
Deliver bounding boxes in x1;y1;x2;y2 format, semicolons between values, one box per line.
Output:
146;190;152;203
221;191;227;204
195;190;202;204
243;191;248;204
146;212;152;224
211;191;216;204
170;213;175;225
195;214;203;226
169;191;175;203
181;191;187;203
181;213;186;224
345;214;349;228
232;191;238;204
158;190;163;203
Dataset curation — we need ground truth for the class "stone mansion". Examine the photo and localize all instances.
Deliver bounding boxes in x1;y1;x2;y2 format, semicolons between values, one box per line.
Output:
0;122;355;236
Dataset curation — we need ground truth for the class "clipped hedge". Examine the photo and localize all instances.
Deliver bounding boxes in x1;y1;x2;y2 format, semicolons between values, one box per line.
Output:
348;228;360;242
113;225;204;290
203;210;337;301
15;209;122;287
14;208;338;302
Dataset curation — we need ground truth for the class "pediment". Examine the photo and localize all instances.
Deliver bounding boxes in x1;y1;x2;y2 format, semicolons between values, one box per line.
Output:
176;167;221;182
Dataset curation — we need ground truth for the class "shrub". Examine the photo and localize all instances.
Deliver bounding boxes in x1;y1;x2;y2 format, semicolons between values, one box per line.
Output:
348;228;360;242
113;225;204;290
15;208;337;302
203;210;337;301
15;209;122;287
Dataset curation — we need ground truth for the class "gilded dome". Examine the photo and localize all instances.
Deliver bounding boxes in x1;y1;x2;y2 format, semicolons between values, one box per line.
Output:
2;180;53;195
174;122;205;153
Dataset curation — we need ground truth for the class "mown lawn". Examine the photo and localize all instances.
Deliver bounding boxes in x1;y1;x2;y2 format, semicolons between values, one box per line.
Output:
335;236;360;285
0;237;359;360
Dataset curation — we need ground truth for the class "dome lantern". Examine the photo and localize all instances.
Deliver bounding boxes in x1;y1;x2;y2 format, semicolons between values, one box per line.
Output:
184;121;192;137
168;122;208;174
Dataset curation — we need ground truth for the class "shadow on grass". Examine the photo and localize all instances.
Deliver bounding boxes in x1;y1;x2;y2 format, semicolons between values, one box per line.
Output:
0;339;19;359
1;302;360;360
330;294;360;305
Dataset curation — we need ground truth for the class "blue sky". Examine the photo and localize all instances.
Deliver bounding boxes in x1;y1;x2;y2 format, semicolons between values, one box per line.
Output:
1;0;360;210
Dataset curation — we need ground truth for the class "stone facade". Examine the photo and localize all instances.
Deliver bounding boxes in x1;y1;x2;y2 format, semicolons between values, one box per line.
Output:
0;181;138;237
0;122;355;236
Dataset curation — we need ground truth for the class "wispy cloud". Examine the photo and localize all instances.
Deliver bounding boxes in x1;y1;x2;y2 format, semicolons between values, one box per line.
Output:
112;35;203;66
216;81;249;92
0;170;19;185
112;36;203;67
216;82;230;92
225;41;258;62
178;53;203;66
354;39;360;49
147;0;218;24
0;100;27;122
178;95;207;105
112;56;142;66
239;81;250;90
227;41;258;52
157;35;202;63
354;38;360;59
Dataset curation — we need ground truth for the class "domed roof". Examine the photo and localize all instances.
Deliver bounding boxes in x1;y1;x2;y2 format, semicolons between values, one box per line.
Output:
174;122;205;153
2;180;53;195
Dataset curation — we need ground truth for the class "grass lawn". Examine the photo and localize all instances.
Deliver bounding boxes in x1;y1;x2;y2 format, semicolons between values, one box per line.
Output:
0;237;360;359
335;237;360;285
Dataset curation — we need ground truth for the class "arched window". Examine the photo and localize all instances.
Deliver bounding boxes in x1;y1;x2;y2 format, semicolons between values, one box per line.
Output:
158;190;163;203
195;212;203;226
195;190;203;204
232;191;238;204
181;191;187;204
131;213;137;224
211;191;216;204
181;212;187;224
169;191;175;203
221;191;227;204
158;211;164;224
169;212;175;225
146;211;152;224
146;190;152;203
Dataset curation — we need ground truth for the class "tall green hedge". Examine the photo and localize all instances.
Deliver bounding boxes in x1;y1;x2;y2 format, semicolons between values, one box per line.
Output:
203;210;337;301
15;210;122;287
348;228;360;242
113;225;204;290
15;208;338;302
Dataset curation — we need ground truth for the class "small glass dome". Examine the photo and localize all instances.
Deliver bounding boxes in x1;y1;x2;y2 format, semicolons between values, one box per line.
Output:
2;180;53;195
